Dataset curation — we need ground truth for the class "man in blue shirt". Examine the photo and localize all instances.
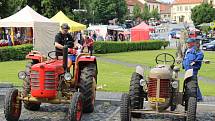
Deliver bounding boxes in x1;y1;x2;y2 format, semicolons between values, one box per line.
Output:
182;38;204;101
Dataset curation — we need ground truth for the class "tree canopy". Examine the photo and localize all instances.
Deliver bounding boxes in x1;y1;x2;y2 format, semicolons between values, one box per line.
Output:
94;0;127;24
142;3;151;21
191;3;215;26
0;0;128;25
133;4;142;20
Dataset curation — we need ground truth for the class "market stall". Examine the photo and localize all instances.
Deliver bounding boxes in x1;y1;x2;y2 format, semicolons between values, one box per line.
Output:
0;5;59;55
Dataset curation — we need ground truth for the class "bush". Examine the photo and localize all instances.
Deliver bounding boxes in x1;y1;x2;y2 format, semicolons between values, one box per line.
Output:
0;44;33;62
162;41;170;49
94;40;164;54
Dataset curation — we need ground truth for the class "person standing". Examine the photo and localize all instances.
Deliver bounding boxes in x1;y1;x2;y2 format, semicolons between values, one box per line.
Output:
84;36;94;55
182;38;204;102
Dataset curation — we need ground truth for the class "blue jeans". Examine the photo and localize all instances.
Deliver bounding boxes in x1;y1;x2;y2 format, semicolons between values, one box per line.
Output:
68;55;77;62
197;84;203;101
194;71;203;101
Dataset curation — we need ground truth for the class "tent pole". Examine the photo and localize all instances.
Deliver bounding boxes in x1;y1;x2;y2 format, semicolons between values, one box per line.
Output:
32;26;35;50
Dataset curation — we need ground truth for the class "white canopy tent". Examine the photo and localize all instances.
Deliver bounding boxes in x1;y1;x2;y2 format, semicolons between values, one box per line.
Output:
0;5;59;55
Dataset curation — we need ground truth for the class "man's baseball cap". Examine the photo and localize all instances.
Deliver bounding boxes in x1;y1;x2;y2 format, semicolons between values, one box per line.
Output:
61;23;70;30
186;38;196;43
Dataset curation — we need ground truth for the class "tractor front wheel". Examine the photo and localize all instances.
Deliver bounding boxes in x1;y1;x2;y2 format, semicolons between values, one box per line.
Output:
23;63;32;96
120;93;131;121
23;101;41;111
79;63;97;113
68;92;83;121
129;72;143;118
186;97;197;121
4;88;22;121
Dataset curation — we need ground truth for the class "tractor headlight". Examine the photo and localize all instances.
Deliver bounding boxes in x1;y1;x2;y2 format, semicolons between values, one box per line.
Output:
64;72;72;81
171;81;178;89
140;79;146;87
18;71;27;80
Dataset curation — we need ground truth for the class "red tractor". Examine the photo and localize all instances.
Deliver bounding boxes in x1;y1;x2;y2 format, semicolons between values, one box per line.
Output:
4;46;98;121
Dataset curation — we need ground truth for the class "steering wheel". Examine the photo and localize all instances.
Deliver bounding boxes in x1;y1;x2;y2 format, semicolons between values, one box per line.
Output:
155;53;175;65
48;51;58;59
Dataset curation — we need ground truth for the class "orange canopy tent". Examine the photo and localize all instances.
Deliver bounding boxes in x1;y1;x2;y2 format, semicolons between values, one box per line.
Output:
131;22;154;42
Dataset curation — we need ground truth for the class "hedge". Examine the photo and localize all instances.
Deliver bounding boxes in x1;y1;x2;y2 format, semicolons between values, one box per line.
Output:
94;40;165;54
0;40;168;61
0;44;33;62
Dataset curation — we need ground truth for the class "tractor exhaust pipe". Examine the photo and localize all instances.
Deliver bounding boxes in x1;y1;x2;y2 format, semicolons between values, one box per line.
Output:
63;46;68;72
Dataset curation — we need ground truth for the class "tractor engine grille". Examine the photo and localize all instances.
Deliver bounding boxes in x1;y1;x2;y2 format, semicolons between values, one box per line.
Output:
148;78;170;98
44;71;55;90
30;71;56;90
31;71;39;90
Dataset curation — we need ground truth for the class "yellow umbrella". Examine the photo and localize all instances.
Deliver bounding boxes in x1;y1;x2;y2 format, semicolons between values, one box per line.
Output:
51;11;86;32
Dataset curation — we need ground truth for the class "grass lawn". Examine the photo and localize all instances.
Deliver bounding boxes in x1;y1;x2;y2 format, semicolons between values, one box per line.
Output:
0;50;215;96
0;60;27;86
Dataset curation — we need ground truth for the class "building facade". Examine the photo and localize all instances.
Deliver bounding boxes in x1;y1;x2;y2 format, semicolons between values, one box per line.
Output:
160;3;171;20
126;0;160;16
171;0;215;23
171;0;203;23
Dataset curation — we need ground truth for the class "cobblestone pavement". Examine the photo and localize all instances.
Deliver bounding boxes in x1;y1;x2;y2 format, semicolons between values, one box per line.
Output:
1;90;215;121
0;91;121;121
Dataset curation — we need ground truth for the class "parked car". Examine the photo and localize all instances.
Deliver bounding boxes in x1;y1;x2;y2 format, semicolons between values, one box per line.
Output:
169;28;182;39
202;40;215;50
150;33;165;40
201;37;215;45
189;31;202;38
171;20;177;24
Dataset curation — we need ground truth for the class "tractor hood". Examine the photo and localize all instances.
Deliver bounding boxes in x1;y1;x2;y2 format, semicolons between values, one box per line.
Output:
149;64;172;79
31;60;64;74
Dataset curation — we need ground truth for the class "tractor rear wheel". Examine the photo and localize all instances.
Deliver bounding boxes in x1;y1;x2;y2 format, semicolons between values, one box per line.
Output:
120;93;131;121
79;63;97;113
129;72;143;118
4;88;22;121
68;92;83;121
23;101;41;111
186;97;197;121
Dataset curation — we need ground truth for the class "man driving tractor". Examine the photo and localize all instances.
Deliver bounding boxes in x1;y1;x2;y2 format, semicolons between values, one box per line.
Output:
54;23;76;69
182;38;204;101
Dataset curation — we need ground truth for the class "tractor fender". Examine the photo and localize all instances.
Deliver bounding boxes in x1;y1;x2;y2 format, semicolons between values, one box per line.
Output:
184;69;193;80
135;65;144;77
75;56;97;83
26;51;46;63
77;56;96;62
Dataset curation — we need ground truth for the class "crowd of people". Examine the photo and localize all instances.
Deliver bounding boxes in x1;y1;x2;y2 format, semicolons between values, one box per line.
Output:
0;28;33;47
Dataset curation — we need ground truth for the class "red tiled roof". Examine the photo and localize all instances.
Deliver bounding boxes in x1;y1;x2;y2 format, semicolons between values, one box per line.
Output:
173;0;204;5
126;0;160;6
126;0;137;6
160;3;171;14
160;3;171;11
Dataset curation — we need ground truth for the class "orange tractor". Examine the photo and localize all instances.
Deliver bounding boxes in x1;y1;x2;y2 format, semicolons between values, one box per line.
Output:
4;46;98;121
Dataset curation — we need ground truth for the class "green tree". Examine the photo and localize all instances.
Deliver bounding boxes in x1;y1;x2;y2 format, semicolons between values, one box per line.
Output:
141;3;150;21
133;4;142;20
0;0;23;18
151;8;160;20
115;0;127;23
41;0;77;18
0;0;11;18
94;0;127;24
191;3;215;26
